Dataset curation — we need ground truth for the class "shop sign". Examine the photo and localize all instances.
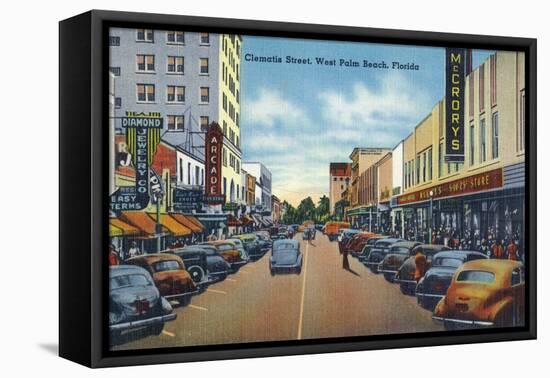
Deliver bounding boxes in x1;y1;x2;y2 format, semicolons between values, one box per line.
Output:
222;202;239;212
173;187;204;211
397;168;503;206
445;48;465;162
204;122;225;205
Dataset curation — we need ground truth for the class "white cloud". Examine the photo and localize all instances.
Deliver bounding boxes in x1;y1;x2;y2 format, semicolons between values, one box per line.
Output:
245;88;307;127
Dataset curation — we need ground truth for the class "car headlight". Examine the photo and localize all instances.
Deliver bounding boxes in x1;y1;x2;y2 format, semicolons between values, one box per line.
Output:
109;311;124;325
161;296;173;313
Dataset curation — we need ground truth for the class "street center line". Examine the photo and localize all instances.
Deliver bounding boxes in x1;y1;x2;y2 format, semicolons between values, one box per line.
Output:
206;288;227;294
161;330;175;337
189;304;208;311
297;240;309;340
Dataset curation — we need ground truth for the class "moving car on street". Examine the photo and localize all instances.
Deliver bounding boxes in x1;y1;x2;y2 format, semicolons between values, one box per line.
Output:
171;245;231;284
206;240;247;272
416;250;488;310
125;253;198;306
233;233;264;260
109;265;176;344
364;238;403;273
270;239;303;275
394;244;450;295
302;225;317;241
324;221;351;241
433;259;525;330
378;241;422;282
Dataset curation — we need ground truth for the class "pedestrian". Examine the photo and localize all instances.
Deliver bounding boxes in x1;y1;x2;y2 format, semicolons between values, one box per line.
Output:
109;244;120;266
414;247;427;283
491;240;504;259
342;242;350;270
507;239;519;261
127;241;141;259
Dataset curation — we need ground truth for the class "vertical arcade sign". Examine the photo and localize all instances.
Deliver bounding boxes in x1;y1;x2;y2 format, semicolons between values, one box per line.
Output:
110;112;163;211
445;48;465;162
204;122;225;205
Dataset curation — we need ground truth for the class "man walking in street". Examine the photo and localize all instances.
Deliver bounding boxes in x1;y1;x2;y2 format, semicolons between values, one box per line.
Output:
414;247;427;283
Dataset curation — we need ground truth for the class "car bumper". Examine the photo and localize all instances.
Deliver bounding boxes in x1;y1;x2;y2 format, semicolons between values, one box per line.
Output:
378;268;399;274
416;292;445;299
110;313;177;333
270;263;301;270
432;316;494;327
393;278;417;284
163;289;199;300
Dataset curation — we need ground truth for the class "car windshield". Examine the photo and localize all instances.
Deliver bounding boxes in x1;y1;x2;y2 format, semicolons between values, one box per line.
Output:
434;257;463;268
273;249;297;258
110;274;152;289
217;244;233;252
274;242;296;251
390;247;410;255
152;260;181;272
457;270;495;283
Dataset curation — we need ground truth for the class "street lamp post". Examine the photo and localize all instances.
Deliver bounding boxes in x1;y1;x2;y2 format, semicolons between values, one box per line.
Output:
429;190;434;244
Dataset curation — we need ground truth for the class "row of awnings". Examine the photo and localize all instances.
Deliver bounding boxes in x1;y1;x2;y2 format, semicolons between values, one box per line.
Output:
109;212;205;238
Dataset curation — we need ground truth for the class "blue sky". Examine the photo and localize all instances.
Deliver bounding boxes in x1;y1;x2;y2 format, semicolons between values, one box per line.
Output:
240;35;493;206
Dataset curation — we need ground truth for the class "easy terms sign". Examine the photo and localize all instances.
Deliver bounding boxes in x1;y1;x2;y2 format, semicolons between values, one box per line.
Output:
445;48;465;163
204;122;225;205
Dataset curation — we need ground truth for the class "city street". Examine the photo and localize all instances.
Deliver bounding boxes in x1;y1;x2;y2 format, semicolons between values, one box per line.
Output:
114;233;443;351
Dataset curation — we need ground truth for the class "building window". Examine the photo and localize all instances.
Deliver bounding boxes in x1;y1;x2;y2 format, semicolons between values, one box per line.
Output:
200;58;209;74
480;118;487;163
223;177;227;195
137;55;155;72
427;148;432;181
195;166;200;185
167;115;184;131
200;87;210;103
469;122;475;166
222;121;227;136
114;97;122;109
469;74;474;119
200;33;210;45
490;54;497;106
200;116;209;130
479;63;485;113
109;67;121;76
136;29;154;42
201;169;204;185
167;31;184;44
438;142;444;178
167;56;184;74
236;112;240;127
136;84;155;102
492;112;499;159
519;89;525;152
187;162;191;185
167;86;185;103
416;156;420;184
109;36;120;46
179;158;183;182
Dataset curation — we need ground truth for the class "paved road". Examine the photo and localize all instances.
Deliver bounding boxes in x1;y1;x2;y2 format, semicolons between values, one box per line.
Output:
113;233;443;350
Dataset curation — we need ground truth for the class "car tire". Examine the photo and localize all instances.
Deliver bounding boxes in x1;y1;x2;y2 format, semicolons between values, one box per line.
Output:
270;269;275;276
384;273;394;282
178;295;192;307
187;265;205;283
151;323;164;336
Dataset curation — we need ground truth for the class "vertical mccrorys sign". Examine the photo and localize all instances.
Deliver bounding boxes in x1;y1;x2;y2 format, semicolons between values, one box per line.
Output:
445;48;465;162
205;122;225;204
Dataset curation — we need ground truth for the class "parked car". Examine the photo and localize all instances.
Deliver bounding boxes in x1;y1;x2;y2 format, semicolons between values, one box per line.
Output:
125;253;198;306
109;265;176;344
226;238;250;262
337;228;361;252
378;241;422;282
324;221;351;241
416;250;488;310
272;231;288;240
233;233;264;260
433;259;525;330
270;239;303;275
346;232;377;257
364;238;403;273
172;245;231;284
358;235;387;263
314;224;324;231
394;244;451;295
206;240;247;272
255;232;273;251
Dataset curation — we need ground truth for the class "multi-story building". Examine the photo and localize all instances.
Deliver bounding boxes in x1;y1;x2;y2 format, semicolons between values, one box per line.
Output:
242;162;272;214
329;163;351;215
272;195;281;225
390;141;404;237
395;51;525;247
377;153;393;233
108;28;242;205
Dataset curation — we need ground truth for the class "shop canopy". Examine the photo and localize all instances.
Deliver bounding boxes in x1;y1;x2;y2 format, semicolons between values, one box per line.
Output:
148;213;192;237
186;215;205;231
226;214;242;226
109;218;140;237
120;211;168;235
170;213;204;233
240;215;254;225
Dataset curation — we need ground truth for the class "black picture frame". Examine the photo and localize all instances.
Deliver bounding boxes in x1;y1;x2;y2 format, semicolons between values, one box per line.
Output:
59;9;537;368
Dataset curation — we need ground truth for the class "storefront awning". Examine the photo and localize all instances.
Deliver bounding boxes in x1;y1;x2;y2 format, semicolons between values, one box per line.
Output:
170;213;204;233
109;218;140;237
240;215;254;225
227;214;242;227
186;215;205;231
120;211;168;235
347;206;375;217
148;213;192;237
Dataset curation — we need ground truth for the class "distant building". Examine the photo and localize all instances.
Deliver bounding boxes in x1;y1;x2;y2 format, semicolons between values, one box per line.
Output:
329;163;351;215
242;162;272;214
272;195;281;224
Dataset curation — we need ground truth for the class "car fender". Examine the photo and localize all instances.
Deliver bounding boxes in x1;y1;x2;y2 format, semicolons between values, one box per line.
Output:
488;296;515;323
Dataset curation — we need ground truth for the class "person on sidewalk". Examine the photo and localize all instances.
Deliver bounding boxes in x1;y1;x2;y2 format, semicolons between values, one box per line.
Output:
414;248;427;283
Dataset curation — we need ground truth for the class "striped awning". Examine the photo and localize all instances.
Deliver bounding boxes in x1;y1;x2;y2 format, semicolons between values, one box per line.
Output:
170;213;204;233
120;211;168;235
109;218;140;237
148;213;192;237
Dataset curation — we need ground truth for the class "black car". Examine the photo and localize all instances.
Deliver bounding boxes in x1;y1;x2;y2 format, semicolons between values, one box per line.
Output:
416;250;488;310
255;232;273;251
364;238;403;273
173;245;231;284
378;241;422;282
358;236;387;262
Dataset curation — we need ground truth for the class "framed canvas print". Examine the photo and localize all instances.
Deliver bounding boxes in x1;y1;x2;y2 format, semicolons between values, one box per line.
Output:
59;10;536;368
